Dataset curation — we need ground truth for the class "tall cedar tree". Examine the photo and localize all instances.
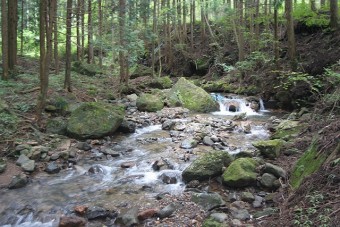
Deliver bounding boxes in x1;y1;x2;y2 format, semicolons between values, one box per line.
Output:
65;0;72;91
1;0;9;80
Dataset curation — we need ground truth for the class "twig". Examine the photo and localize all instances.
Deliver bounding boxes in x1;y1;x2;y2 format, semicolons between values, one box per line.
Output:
329;207;340;217
18;87;40;94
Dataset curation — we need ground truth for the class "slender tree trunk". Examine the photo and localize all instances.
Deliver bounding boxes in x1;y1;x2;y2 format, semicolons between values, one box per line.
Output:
330;0;339;29
177;0;182;41
88;0;94;64
80;0;85;61
53;0;59;74
65;0;72;92
119;0;128;86
8;0;18;70
98;0;103;67
234;0;245;61
190;0;194;50
320;0;325;7
20;0;24;55
183;0;187;41
152;0;157;76
200;0;206;41
1;0;9;80
254;0;260;50
310;0;317;11
274;8;279;67
76;0;81;61
285;0;297;70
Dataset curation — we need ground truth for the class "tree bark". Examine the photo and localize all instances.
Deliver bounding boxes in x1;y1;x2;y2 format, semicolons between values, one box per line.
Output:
80;0;85;61
119;0;128;87
65;0;72;92
8;0;18;70
87;0;94;64
285;0;297;70
330;0;339;29
20;0;24;55
1;0;9;80
53;0;59;74
98;0;103;67
76;0;81;61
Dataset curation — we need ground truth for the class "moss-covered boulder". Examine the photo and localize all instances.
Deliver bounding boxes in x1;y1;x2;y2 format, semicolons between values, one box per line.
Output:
222;158;259;188
290;141;327;189
136;93;164;112
148;76;173;89
46;117;67;135
202;218;225;227
271;120;303;141
252;139;285;159
72;61;103;76
182;151;233;182
130;64;153;79
167;77;218;112
66;102;124;139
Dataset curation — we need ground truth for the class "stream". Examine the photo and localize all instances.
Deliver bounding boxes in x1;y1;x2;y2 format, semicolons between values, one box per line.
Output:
0;95;275;227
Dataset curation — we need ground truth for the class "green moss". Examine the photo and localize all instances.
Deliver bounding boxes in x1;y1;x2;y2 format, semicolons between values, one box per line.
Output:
167;77;218;112
72;61;103;76
202;218;224;227
222;157;259;187
148;76;173;89
290;140;327;189
252;139;285;159
136;93;164;112
271;120;305;141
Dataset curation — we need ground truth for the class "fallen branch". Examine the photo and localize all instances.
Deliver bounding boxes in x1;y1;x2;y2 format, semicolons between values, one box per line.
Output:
18;87;40;94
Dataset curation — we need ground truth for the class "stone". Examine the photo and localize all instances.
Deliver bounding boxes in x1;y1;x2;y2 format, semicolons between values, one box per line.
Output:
229;206;250;221
252;139;285;159
182;151;233;182
116;208;139;226
59;216;87;227
15;144;31;152
260;173;278;189
21;160;35;172
137;208;158;221
228;192;238;202
126;93;138;102
209;213;228;223
118;119;136;133
76;142;91;151
166;77;218;112
16;154;30;166
46;118;67;135
180;137;198;149
160;171;179;184
222;158;259;188
86;206;116;220
101;148;120;157
202;217;225;227
8;173;28;189
191;193;225;211
66;102;125;139
136;93;164;112
157;203;177;219
0;158;7;173
121;161;135;168
162;120;176;130
74;205;88;215
203;136;214;146
186;180;200;188
263;163;286;178
88;165;105;175
253;208;278;219
50;153;60;161
45;162;61;174
252;195;264;208
271;120;302;141
240;192;255;203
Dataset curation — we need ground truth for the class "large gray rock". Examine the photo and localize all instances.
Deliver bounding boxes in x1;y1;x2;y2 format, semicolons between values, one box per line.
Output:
182;151;233;182
260;173;280;189
8;173;28;189
252;139;284;159
263;163;286;178
16;154;30;166
136;93;164;112
157;203;177;219
191;193;225;211
66;102;125;139
222;158;259;188
180;137;198;149
59;215;87;227
21;160;35;172
116;208;139;226
167;77;218;112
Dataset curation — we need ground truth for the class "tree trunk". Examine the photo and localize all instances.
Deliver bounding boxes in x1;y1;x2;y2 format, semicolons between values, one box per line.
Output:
80;0;85;61
152;0;158;76
76;0;81;61
119;0;128;87
190;0;194;50
274;8;279;67
98;0;103;67
8;0;18;70
53;0;59;74
330;0;339;29
234;0;245;61
87;0;94;64
310;0;317;11
285;0;297;70
20;0;24;55
1;0;9;80
65;0;72;92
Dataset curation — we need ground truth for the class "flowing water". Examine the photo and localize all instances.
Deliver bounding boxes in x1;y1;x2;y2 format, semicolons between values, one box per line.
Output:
0;96;273;226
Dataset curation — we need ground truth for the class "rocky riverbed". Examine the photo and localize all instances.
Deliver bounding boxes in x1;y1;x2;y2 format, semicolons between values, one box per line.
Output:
0;91;303;227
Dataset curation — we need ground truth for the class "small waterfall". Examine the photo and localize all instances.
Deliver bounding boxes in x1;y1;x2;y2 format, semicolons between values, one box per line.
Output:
259;98;265;111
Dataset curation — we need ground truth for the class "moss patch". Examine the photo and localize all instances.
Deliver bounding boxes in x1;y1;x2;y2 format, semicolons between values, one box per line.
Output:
290;140;327;189
136;93;164;112
271;120;305;141
252;139;285;159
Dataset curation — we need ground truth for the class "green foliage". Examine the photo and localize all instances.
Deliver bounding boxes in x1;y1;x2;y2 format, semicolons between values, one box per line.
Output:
236;51;272;73
0;111;18;138
293;3;329;27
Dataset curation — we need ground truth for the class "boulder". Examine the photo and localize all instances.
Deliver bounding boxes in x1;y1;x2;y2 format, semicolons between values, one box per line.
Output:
116;208;139;226
21;160;35;172
167;77;218;112
46;117;67;135
263;163;286;178
260;173;279;189
157;203;177;219
86;206;117;220
182;151;233;182
136;93;164;112
66;102;125;139
137;208;158;221
8;173;28;189
191;193;225;211
271;120;303;141
0;158;7;173
222;158;259;188
118;119;136;133
180;137;198;149
45;162;61;174
252;139;285;159
59;216;87;227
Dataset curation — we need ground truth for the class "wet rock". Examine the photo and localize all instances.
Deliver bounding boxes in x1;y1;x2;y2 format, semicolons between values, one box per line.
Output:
252;139;285;159
46;118;67;135
59;215;87;227
118;119;136;133
68;147;78;158
157;203;177;219
45;161;61;174
121;161;135;168
66;102;125;139
262;163;287;178
88;165;105;175
21;160;35;172
211;135;220;142
209;212;228;223
232;113;247;121
76;142;91;151
260;173;278;189
203;136;214;146
202;217;224;227
116;207;139;226
8;173;28;189
240;192;255;203
186;180;200;188
252;195;264;208
182;151;233;182
230;201;250;221
162;120;175;130
191;192;225;211
16;154;30;166
137;208;158;221
271;120;301;141
101;147;120;157
50;153;60;161
0;158;7;173
228;192;238;202
222;158;259;188
15;144;31;152
253;208;278;218
180;137;198;149
86;206;117;220
160;171;179;184
174;123;186;131
74;205;88;215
